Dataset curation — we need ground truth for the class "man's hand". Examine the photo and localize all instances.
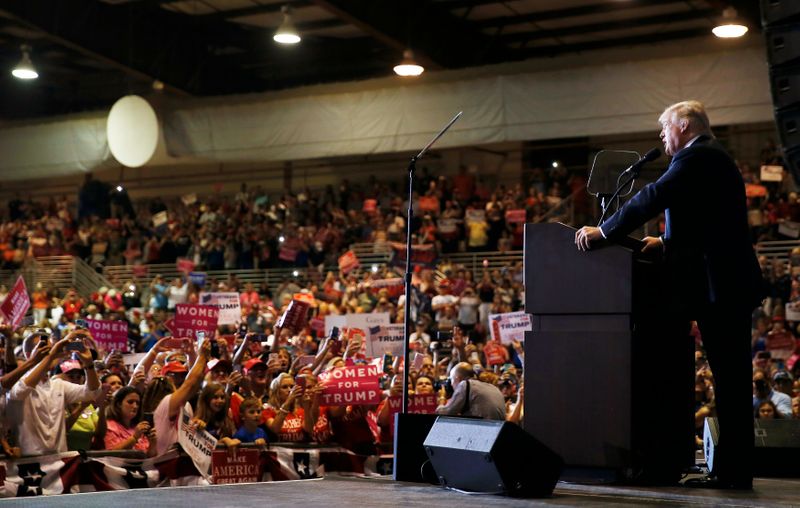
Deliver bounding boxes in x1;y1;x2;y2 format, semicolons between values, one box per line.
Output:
575;226;603;251
641;236;664;253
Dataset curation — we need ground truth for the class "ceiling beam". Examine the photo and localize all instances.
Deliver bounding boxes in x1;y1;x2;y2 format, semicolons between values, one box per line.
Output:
309;0;511;70
473;0;688;28
500;10;712;45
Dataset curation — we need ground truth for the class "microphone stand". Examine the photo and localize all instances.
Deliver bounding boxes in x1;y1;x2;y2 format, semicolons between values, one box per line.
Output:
596;169;639;227
401;111;462;414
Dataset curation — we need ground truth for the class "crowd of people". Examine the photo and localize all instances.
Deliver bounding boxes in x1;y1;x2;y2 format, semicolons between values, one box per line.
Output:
0;135;798;490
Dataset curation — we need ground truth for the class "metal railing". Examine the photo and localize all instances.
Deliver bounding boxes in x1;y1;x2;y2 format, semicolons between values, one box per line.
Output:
27;256;116;298
755;239;800;268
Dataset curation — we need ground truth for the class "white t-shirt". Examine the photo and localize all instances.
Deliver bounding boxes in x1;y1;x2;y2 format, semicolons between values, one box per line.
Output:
9;375;100;456
431;294;458;321
154;393;193;456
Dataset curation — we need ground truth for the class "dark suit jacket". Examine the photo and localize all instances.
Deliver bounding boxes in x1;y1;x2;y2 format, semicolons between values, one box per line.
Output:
600;135;763;315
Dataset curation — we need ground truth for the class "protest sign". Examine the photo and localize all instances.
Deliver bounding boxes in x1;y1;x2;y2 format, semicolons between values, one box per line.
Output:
86;319;129;352
366;324;405;358
199;292;241;325
386;394;438;416
0;276;30;328
212;448;261;484
179;407;218;478
489;312;532;344
173;304;219;340
318;364;382;406
369;278;404;299
122;352;147;374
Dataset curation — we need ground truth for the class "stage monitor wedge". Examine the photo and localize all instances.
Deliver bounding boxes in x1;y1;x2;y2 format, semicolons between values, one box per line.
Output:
423;416;564;498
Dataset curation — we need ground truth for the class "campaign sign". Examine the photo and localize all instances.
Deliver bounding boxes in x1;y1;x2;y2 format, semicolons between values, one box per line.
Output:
199;292;241;325
324;313;390;338
189;272;207;288
86;319;129;352
179;407;218;477
0;276;30;328
212;448;261;484
338;250;360;275
483;341;508;366
366;324;405;358
174;304;219;340
318;364;382;406
131;264;149;277
276;299;310;333
505;209;527;223
386;394;438;416
489;312;533;344
176;258;195;274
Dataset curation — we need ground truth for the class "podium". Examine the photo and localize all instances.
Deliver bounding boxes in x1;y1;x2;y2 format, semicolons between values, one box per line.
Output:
523;223;694;483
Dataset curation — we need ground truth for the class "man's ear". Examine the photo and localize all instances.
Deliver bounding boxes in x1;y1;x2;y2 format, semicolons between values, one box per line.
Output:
678;118;690;134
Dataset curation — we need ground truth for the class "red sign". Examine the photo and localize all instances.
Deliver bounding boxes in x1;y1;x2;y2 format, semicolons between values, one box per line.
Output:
483;341;508;366
276;299;310;333
362;199;377;214
419;196;440;213
318;364;382;406
131;264;149;277
0;276;30;328
387;394;438;415
174;304;219;340
369;278;404;298
176;258;195;274
505;209;527;223
86;319;129;352
212;448;261;484
278;246;297;262
389;242;436;266
338;250;360;275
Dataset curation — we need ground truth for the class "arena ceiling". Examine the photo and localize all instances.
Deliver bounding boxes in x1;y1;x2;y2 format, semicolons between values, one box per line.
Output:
0;0;762;122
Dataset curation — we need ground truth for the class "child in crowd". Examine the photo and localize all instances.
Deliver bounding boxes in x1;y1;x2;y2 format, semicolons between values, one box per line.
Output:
233;398;268;445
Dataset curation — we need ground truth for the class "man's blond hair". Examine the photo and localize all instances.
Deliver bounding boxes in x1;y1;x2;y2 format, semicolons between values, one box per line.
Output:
659;100;712;136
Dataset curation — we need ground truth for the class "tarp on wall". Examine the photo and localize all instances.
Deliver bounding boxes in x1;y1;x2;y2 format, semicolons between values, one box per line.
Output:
0;46;773;181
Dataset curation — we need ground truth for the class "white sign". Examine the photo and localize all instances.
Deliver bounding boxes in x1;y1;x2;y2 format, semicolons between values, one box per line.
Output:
324;313;390;337
760;164;783;182
178;407;218;478
489;312;533;344
199;292;242;325
366;324;406;358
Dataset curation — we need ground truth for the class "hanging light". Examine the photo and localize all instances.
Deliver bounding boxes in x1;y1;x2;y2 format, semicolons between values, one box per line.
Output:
712;7;748;38
273;5;301;44
393;49;424;77
12;44;38;80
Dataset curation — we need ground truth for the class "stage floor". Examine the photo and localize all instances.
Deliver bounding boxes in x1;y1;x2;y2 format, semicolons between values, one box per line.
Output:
4;474;799;507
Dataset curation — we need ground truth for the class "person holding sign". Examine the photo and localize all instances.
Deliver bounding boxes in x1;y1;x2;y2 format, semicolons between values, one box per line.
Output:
150;338;212;455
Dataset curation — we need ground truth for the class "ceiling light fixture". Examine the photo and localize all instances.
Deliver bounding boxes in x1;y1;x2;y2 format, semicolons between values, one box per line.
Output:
12;44;38;80
274;5;301;44
712;7;748;38
393;50;424;77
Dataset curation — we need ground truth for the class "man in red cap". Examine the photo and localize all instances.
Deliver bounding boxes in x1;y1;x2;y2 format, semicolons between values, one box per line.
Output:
161;361;188;388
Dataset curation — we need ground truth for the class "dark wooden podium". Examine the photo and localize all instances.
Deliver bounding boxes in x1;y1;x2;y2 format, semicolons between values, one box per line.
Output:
523;222;694;483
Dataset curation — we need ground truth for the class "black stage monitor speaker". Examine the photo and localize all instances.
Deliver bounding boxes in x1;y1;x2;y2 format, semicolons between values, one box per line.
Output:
765;25;800;68
392;413;439;483
423;416;564;498
769;65;800;110
776;107;800;150
704;417;800;478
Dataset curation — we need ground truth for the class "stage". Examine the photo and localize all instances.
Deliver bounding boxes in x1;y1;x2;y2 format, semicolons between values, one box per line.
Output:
7;474;798;507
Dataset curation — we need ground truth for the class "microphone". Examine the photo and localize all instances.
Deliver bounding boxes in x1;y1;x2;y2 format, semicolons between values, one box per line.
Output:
621;148;661;177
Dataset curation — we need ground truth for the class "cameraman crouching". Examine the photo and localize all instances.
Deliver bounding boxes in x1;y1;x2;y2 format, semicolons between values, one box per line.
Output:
435;362;505;420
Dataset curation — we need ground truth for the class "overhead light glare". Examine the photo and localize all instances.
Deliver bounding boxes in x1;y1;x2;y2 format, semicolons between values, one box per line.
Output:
712;7;748;38
12;44;38;80
274;5;301;44
393;50;424;77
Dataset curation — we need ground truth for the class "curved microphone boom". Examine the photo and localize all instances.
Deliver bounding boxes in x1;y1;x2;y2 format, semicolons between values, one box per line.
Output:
621;148;661;177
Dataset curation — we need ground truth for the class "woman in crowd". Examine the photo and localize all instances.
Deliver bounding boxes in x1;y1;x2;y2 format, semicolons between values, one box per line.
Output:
104;386;158;456
193;382;240;448
262;372;314;442
755;400;781;419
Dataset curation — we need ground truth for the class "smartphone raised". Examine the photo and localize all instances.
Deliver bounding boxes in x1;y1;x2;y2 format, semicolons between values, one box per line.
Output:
65;341;86;352
163;338;185;349
296;376;307;389
142;412;154;426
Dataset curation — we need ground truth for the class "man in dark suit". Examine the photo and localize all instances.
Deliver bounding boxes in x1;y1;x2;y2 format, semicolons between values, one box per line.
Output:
575;100;763;489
